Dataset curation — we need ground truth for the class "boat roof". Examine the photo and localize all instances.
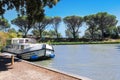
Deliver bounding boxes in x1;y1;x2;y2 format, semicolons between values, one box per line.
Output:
11;38;31;40
11;38;36;44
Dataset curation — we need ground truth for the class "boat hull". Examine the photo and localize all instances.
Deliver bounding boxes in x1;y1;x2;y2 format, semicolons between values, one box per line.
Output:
3;49;55;60
18;49;55;60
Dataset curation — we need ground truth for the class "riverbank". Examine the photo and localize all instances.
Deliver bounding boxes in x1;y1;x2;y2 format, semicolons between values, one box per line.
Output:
51;39;120;45
0;54;91;80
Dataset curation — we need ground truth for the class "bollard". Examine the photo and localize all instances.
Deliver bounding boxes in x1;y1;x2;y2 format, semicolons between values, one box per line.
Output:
11;55;14;65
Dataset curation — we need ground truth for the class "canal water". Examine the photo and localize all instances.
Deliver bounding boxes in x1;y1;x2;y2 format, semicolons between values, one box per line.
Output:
32;44;120;80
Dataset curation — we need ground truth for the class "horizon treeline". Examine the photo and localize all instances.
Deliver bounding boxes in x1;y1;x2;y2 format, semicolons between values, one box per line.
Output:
0;12;120;42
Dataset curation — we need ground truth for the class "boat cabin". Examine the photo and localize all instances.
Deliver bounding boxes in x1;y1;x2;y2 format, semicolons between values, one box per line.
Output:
6;38;37;51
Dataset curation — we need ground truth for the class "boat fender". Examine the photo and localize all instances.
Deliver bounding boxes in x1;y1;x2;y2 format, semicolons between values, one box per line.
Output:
49;54;55;58
30;55;39;60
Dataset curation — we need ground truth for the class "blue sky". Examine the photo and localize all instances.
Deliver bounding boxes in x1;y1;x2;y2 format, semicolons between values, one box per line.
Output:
4;0;120;37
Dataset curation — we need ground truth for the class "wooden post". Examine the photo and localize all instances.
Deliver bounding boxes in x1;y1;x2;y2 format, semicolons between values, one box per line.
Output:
11;55;14;65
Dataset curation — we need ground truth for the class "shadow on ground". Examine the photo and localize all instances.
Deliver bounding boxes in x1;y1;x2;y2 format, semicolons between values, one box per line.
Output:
0;55;21;71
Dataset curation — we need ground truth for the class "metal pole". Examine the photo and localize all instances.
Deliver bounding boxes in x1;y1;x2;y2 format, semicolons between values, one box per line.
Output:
11;55;14;65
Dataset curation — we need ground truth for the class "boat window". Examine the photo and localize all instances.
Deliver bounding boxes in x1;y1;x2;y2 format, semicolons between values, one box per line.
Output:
19;39;24;43
25;45;29;49
17;45;19;49
21;45;24;49
6;45;11;48
13;40;18;44
25;39;29;43
11;45;13;48
13;45;15;48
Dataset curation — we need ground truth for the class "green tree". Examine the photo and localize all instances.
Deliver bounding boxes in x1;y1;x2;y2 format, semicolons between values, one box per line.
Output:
7;28;22;38
0;0;60;22
0;32;9;50
8;28;16;33
48;30;62;38
32;29;39;37
117;25;120;38
84;14;97;40
42;30;50;37
34;16;52;39
106;26;119;39
63;15;83;40
11;16;33;38
117;25;120;34
83;30;91;39
84;30;102;40
51;16;61;38
32;30;62;38
0;18;10;32
95;12;118;39
65;29;73;38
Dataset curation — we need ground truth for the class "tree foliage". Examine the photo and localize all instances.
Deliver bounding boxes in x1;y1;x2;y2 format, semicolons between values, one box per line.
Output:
63;15;83;40
0;0;60;22
32;30;61;38
0;32;9;49
84;12;118;40
51;16;61;38
117;25;120;34
8;28;16;33
48;30;61;38
8;28;22;38
11;16;33;38
107;26;119;39
65;29;73;38
34;16;52;39
95;12;118;39
84;14;98;40
0;17;10;32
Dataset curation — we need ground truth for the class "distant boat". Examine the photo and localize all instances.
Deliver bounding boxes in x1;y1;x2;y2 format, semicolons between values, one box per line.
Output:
2;38;55;60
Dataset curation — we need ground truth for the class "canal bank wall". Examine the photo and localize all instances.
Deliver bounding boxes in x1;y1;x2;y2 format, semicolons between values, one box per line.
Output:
0;53;92;80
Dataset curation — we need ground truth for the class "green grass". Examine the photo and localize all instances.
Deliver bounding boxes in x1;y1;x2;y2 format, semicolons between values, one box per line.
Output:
50;41;120;45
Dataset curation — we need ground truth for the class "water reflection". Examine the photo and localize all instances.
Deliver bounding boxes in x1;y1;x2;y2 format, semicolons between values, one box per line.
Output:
32;44;120;80
32;59;54;67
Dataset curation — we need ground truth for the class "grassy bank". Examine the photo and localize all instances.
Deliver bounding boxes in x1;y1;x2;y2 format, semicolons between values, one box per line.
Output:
50;40;120;45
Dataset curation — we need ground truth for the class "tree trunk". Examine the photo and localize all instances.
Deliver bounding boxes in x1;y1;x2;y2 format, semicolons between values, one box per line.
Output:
23;32;27;38
39;30;42;42
55;29;59;41
101;27;104;40
91;28;95;41
73;31;76;41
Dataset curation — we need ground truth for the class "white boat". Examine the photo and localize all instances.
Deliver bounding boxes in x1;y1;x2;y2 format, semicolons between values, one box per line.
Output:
2;38;55;60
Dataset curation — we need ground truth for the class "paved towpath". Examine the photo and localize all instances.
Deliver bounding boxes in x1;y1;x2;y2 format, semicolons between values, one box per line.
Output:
0;54;91;80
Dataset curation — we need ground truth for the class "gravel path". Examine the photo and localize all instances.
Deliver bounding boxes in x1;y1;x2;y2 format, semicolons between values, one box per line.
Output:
0;54;91;80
